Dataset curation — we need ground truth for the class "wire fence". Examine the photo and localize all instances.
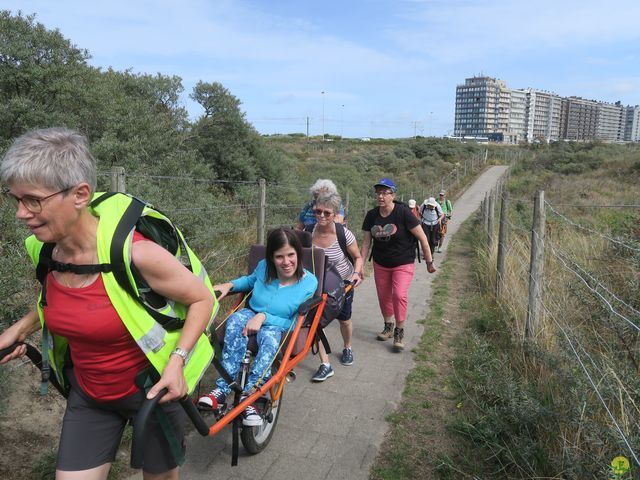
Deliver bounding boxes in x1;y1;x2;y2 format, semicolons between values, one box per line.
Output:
1;147;493;314
480;184;640;468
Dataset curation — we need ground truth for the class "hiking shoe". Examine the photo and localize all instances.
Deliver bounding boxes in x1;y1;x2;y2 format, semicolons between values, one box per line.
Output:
437;247;442;253
340;348;354;366
393;327;405;351
377;322;394;341
242;404;263;427
311;364;334;382
197;387;226;411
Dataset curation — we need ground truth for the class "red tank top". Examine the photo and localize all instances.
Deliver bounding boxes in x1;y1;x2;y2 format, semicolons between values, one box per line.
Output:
44;232;151;401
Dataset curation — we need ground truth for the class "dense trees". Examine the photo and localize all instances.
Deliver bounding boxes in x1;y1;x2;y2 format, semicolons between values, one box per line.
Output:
0;11;91;148
190;81;291;184
0;11;293;188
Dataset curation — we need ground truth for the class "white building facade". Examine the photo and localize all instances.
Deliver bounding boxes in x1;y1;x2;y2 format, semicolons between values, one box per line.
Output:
454;76;638;143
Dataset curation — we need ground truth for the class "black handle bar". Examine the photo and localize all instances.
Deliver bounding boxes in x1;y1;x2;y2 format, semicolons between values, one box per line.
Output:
130;387;210;469
0;341;40;367
0;342;67;397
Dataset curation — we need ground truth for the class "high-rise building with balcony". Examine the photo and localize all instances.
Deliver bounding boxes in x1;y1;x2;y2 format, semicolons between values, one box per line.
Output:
524;89;563;142
562;97;598;141
624;105;640;142
506;89;527;144
596;101;624;142
454;75;636;143
454;76;509;140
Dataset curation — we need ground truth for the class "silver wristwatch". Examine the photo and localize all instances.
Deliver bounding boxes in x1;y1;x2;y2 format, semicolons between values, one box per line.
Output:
171;347;189;365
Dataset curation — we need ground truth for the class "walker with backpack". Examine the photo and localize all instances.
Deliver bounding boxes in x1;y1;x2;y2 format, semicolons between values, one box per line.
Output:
0;192;337;468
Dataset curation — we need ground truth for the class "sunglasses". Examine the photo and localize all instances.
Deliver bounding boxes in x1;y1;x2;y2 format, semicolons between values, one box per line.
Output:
314;208;334;217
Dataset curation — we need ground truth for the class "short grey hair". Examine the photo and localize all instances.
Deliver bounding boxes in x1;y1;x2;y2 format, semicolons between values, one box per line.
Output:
315;192;342;214
309;178;338;197
1;127;97;192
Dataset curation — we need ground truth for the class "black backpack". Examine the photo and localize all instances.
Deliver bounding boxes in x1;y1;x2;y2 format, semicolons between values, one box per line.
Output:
304;222;353;264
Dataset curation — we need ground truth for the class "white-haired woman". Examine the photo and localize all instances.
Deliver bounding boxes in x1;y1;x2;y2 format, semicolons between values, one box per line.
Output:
295;178;345;230
0;128;215;480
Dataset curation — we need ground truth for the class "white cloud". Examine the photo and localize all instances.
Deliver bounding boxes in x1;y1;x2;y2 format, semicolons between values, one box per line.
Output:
388;0;640;62
4;0;638;136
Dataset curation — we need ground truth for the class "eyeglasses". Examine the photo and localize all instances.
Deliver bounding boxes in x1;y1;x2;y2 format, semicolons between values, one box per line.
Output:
373;190;394;197
314;208;334;217
3;187;72;213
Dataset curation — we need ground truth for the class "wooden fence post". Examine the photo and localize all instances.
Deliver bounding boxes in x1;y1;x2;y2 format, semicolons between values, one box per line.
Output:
483;191;489;237
257;178;266;245
345;190;350;222
496;191;509;300
110;166;126;193
526;190;545;339
487;190;495;251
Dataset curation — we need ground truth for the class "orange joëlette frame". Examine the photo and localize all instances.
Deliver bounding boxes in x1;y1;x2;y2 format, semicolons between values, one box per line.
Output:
205;291;328;437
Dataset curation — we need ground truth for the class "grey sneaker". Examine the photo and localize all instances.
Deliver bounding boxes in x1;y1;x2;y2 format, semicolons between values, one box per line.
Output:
393;327;405;351
340;348;354;366
377;322;394;341
311;364;334;382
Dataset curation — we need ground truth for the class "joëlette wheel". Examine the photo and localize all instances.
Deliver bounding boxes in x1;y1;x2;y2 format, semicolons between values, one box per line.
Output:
240;386;283;454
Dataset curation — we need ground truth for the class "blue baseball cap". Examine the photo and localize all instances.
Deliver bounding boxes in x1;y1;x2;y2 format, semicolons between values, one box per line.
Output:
373;178;397;192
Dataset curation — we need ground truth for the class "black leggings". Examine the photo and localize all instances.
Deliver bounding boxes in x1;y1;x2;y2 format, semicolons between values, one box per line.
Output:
422;224;440;255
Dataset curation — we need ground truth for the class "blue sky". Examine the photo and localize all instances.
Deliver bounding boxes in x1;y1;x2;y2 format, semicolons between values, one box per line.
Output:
5;0;640;138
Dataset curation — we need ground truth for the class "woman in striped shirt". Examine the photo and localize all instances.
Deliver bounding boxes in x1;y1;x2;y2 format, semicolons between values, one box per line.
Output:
309;192;363;382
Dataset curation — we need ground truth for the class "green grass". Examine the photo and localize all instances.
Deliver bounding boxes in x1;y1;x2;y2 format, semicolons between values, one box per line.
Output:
0;368;9;414
370;221;464;480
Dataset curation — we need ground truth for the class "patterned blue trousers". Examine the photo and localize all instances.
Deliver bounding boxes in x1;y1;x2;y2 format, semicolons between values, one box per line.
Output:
215;308;286;395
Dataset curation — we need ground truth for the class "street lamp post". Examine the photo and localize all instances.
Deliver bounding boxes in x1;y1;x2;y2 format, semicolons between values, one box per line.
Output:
429;111;434;137
341;104;344;139
321;91;325;141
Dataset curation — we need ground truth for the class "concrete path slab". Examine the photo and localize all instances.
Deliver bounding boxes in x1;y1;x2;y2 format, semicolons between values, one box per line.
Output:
125;165;509;480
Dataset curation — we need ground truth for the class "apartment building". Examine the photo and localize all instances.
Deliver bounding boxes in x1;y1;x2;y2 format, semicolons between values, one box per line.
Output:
562;97;598;141
624;105;640;141
595;101;624;142
525;89;563;143
506;89;527;144
454;76;509;140
454;75;638;143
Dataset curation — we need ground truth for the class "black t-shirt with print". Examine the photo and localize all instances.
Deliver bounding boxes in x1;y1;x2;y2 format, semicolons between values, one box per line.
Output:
362;203;420;268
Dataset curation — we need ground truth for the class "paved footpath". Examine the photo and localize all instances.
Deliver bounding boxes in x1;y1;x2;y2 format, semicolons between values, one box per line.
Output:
126;165;509;480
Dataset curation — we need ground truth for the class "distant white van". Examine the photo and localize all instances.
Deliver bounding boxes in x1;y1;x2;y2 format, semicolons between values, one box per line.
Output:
361;137;371;142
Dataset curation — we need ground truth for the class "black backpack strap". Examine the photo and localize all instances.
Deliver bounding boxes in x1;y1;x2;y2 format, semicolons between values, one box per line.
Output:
335;223;354;265
89;191;119;209
36;243;55;307
110;197;146;299
36;243;55;286
48;260;112;274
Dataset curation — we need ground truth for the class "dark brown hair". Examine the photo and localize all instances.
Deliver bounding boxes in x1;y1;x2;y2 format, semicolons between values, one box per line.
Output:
265;227;304;283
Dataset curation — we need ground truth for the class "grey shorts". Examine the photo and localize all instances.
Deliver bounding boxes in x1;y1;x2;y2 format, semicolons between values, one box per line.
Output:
57;368;185;474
